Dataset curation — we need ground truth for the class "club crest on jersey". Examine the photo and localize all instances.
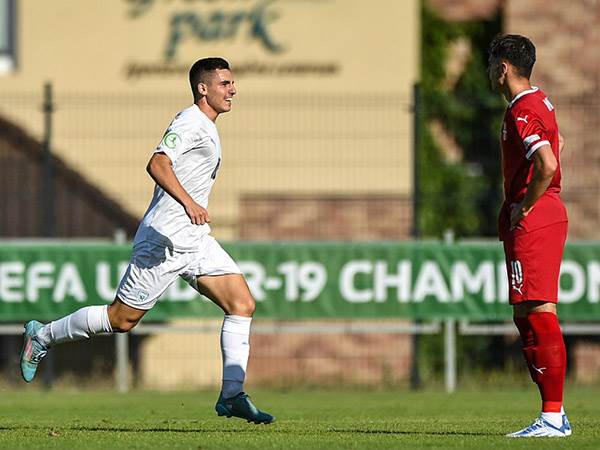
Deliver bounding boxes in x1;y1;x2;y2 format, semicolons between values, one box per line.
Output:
137;290;150;301
163;132;181;149
510;260;523;295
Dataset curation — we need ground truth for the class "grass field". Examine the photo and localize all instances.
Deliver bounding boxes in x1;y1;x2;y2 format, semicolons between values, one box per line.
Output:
0;387;598;449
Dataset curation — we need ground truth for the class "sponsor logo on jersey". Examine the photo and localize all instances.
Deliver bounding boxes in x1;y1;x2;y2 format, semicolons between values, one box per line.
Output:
516;115;529;124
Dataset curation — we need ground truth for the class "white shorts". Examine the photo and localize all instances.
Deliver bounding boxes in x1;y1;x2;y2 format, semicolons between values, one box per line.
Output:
116;235;241;310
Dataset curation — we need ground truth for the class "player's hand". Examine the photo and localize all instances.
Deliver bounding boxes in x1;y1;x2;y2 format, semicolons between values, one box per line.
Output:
184;201;210;225
510;202;532;230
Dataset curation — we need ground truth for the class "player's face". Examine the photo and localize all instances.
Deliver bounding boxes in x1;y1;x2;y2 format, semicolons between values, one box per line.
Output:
487;56;507;91
203;69;236;115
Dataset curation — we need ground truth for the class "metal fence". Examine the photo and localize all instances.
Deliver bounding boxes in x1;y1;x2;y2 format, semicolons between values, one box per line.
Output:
0;85;413;241
1;86;600;391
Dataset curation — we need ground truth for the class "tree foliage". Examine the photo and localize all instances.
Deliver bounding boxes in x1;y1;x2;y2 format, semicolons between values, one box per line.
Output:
417;5;505;238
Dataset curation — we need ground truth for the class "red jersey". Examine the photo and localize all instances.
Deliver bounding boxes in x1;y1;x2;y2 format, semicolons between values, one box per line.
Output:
498;87;568;240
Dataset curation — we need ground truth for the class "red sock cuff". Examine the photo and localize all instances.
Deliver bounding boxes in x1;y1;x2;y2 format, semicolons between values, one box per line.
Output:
542;401;562;413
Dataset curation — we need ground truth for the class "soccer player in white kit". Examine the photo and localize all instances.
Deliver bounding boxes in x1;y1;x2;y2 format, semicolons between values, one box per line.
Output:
20;57;274;424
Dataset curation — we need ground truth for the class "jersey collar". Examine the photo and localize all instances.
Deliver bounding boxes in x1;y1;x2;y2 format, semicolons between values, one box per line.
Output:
508;86;539;108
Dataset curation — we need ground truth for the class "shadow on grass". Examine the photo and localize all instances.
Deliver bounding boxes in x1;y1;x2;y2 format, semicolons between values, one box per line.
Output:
330;428;501;437
0;425;499;437
0;425;271;434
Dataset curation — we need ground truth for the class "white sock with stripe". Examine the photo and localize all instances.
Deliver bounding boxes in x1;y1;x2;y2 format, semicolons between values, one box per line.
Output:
220;315;252;399
36;305;113;346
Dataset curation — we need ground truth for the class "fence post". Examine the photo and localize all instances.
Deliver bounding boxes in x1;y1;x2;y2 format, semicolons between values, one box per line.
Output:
113;229;130;393
410;83;422;390
42;82;55;237
115;332;129;393
39;82;56;388
444;319;457;393
444;229;457;393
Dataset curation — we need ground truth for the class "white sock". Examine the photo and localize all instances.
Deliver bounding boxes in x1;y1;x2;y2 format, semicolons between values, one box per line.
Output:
541;411;564;428
220;315;252;399
37;305;113;346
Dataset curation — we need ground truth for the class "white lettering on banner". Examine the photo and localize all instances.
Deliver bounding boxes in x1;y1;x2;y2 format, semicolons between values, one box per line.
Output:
0;262;25;302
239;261;327;302
587;262;600;303
96;262;129;301
298;262;327;302
278;262;300;301
559;261;586;303
277;261;326;302
374;261;411;303
413;261;451;303
238;261;267;301
497;262;509;303
451;262;495;303
53;263;86;302
1;257;599;307
339;261;373;303
26;262;55;302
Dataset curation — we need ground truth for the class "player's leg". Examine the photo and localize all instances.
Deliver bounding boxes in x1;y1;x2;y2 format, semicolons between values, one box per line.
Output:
21;242;185;383
20;298;146;383
509;301;570;437
194;273;273;424
506;223;570;437
196;273;255;395
182;236;273;424
20;303;117;383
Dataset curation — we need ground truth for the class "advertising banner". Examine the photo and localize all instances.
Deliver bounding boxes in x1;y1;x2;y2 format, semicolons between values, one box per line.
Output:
1;241;599;321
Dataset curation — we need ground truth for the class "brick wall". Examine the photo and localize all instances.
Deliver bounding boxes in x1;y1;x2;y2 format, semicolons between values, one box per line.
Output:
505;0;600;239
428;0;501;21
240;195;413;240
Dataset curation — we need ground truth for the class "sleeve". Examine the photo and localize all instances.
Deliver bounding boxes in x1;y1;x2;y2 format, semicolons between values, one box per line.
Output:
154;114;197;164
513;108;551;160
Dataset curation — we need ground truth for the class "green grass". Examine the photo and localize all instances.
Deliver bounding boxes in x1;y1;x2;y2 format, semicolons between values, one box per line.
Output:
0;387;598;449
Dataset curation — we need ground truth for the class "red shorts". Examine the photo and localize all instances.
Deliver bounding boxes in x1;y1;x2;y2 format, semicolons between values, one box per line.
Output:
503;221;568;305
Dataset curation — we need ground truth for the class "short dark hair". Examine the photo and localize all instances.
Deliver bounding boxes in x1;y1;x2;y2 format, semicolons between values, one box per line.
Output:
189;57;231;100
488;34;536;78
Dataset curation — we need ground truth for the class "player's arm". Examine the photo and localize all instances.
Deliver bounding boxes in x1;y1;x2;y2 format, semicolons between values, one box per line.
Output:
510;145;557;229
146;153;210;225
558;133;565;153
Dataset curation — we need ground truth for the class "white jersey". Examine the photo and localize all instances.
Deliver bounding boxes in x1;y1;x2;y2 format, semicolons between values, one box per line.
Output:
133;105;222;252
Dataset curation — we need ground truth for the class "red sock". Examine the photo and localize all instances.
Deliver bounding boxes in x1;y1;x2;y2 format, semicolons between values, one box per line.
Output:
513;317;537;382
528;312;566;413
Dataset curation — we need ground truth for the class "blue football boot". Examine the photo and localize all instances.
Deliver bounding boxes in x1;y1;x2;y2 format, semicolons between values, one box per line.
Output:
215;392;275;424
20;320;48;383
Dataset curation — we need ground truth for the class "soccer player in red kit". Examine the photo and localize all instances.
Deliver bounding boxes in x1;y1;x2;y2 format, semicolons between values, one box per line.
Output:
488;34;571;438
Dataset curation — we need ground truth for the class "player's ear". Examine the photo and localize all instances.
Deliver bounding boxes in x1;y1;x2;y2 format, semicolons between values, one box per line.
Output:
197;82;207;97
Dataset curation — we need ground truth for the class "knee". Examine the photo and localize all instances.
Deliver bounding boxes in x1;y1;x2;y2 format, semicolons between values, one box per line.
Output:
228;295;255;317
107;306;142;333
112;317;140;333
